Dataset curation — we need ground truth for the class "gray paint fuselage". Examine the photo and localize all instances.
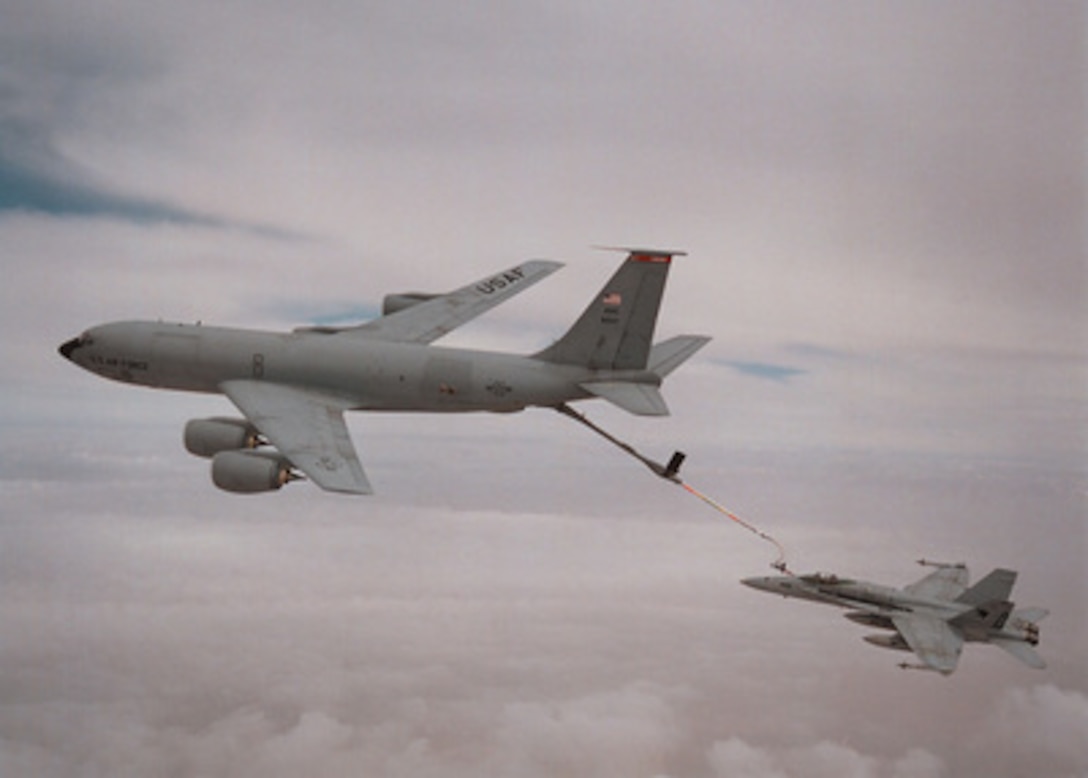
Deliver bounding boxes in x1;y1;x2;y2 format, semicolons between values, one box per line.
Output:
67;320;655;412
741;574;1035;646
743;576;963;617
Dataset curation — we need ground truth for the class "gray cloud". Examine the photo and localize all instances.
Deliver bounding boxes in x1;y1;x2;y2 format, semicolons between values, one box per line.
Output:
0;125;209;224
0;117;307;239
720;360;808;383
964;685;1088;776
0;12;301;237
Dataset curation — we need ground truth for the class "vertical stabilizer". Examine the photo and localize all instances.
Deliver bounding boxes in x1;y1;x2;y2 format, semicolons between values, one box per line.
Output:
957;568;1017;606
534;249;682;370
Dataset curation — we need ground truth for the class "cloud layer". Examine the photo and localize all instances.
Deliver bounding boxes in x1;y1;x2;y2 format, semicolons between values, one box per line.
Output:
2;423;1085;776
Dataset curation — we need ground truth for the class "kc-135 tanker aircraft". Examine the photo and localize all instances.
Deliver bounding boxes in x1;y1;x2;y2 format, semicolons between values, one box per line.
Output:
59;250;709;495
743;562;1048;674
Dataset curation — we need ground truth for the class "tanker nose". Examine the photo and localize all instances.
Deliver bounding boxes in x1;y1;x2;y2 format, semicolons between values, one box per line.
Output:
58;336;81;361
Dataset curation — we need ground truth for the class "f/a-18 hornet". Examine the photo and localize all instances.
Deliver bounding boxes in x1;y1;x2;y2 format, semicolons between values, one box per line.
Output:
59;249;709;495
742;562;1047;675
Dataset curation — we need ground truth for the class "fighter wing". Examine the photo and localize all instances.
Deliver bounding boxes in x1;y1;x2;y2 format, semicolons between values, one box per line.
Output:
904;566;969;601
890;614;964;674
221;379;372;495
337;260;563;344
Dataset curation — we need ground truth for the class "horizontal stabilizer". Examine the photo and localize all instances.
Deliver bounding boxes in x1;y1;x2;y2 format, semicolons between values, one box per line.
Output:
648;335;712;378
1012;607;1049;624
580;381;669;416
992;638;1047;669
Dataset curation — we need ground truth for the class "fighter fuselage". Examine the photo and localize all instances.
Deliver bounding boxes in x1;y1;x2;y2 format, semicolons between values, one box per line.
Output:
742;574;964;618
741;573;1037;647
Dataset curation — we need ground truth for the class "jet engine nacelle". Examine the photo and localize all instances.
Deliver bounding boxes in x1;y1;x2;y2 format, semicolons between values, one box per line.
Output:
184;417;261;458
863;633;910;652
382;292;437;316
211;450;296;494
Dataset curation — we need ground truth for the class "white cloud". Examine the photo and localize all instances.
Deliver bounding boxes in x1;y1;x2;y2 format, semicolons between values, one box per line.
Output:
964;685;1088;777
490;685;680;777
890;749;948;778
707;738;790;778
2;462;1083;777
707;738;948;778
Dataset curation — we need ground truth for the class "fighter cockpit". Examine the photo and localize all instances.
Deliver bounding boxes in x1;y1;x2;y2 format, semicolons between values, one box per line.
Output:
801;573;853;586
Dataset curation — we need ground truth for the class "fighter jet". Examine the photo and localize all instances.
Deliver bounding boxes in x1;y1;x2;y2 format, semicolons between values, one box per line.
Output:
742;562;1048;675
58;249;709;495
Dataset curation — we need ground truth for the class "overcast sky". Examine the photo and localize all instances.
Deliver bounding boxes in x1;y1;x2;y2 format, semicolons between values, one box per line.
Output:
2;2;1085;776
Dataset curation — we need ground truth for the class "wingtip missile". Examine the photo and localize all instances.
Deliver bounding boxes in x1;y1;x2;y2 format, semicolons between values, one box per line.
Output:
916;558;966;569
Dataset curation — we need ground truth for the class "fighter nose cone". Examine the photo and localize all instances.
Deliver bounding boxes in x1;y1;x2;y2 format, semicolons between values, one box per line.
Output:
58;336;81;361
741;577;767;590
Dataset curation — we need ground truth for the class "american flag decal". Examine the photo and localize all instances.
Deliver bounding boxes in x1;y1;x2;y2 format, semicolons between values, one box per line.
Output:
602;292;622;306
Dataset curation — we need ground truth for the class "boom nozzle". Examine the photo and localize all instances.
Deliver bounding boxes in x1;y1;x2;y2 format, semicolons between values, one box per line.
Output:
644;450;685;482
664;451;685;480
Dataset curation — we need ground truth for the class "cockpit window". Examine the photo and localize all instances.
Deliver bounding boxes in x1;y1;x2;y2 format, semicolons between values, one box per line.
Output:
802;573;853;586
